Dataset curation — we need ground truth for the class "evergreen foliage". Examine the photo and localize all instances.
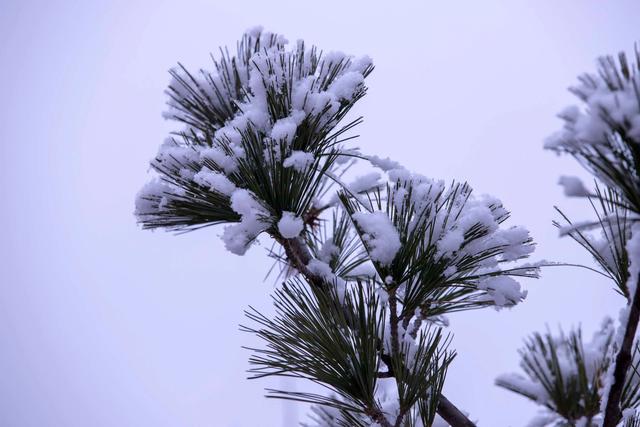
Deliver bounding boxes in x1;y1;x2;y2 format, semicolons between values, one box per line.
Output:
497;321;640;426
498;46;640;426
136;27;538;426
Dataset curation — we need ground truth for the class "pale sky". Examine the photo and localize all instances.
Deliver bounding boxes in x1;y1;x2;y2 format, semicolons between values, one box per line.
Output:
2;1;640;426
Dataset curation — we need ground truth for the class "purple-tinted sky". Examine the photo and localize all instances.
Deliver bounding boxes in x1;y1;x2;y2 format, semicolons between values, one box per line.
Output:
2;1;640;426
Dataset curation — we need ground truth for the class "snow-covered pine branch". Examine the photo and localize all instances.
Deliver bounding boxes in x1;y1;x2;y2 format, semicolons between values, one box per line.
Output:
554;184;632;298
545;49;640;217
135;27;539;427
496;318;640;427
339;166;538;317
136;26;372;255
544;47;640;427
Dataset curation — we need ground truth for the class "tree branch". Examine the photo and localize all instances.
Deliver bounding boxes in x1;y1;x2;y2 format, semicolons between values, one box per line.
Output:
274;235;323;288
389;289;400;360
602;271;640;427
276;234;477;427
437;395;477;427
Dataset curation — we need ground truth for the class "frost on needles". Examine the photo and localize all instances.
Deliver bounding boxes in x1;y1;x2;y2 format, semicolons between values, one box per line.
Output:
135;27;539;427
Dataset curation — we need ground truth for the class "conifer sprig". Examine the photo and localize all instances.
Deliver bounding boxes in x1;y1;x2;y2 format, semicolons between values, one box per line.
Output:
136;27;374;255
546;45;640;427
546;49;640;216
497;322;640;426
554;184;631;298
242;277;454;425
339;175;537;319
242;279;385;417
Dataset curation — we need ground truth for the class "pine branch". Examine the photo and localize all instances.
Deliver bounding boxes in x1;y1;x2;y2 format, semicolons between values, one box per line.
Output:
136;27;541;427
554;184;631;298
243;280;390;425
275;231;476;427
389;289;401;363
387;289;402;427
338;179;537;319
438;396;477;427
603;271;640;427
275;235;322;287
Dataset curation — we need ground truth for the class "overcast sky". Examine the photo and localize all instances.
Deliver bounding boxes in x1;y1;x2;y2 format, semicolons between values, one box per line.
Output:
2;1;640;426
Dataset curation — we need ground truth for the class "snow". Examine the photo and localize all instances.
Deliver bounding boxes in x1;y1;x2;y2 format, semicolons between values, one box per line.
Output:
546;55;640;191
277;211;304;238
200;147;238;175
221;189;270;255
347;172;381;193
320;51;347;68
306;91;339;118
495;226;536;261
348;55;373;74
307;259;334;278
374;377;400;424
291;76;314;111
159;25;373;205
135;179;172;216
283;150;315;171
318;240;339;263
495;373;547;403
327;71;364;100
558;175;590;197
193;168;236;196
343;262;377;279
153;140;200;171
352;211;401;266
457;202;498;235
436;229;465;258
270;116;298;144
478;276;527;307
306;259;347;301
245;25;263;38
324;172;382;207
367;154;403;172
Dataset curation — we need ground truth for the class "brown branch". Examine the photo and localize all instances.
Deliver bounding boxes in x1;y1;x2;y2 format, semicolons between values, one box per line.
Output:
407;310;425;340
389;289;400;359
377;371;394;378
274;235;323;288
437;395;477;427
602;271;640;427
388;289;405;427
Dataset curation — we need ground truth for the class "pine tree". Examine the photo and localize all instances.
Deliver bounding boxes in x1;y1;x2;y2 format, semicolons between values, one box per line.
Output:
135;27;539;426
499;47;640;426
